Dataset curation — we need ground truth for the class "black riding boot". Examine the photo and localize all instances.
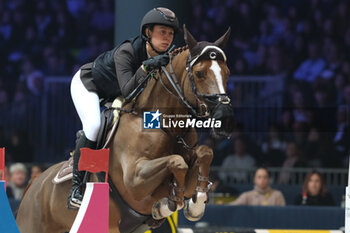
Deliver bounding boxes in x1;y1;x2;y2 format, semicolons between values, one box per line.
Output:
68;130;96;209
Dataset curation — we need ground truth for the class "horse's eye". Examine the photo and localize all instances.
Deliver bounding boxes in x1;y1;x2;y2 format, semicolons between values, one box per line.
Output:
195;71;205;79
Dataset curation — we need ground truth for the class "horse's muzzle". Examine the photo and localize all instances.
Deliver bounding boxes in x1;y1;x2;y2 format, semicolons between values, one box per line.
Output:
211;102;235;138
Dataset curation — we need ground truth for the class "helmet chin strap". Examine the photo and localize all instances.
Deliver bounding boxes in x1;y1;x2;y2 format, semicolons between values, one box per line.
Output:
142;35;167;55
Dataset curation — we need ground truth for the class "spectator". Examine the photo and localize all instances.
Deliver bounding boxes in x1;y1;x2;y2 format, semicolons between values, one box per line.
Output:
76;34;100;64
230;167;285;206
289;34;308;71
292;121;310;149
30;164;46;182
280;109;294;136
278;141;306;184
0;165;14;198
294;171;335;206
220;137;256;182
319;40;342;80
293;40;326;82
232;57;249;75
304;127;322;167
312;85;337;130
291;90;311;124
261;124;287;166
10;83;27;118
8;163;27;200
0;11;12;41
251;44;269;74
253;20;276;46
265;43;288;74
18;58;43;96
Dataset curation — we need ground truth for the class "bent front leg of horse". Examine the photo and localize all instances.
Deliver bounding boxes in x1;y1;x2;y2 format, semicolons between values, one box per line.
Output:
184;145;213;221
124;154;188;219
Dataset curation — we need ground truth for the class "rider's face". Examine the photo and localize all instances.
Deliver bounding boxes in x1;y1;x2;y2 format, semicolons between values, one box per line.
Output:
148;25;174;53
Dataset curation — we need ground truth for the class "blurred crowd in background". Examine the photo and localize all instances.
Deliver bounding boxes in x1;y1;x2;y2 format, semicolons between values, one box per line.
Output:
0;162;339;208
0;0;115;163
189;0;350;171
0;0;350;193
0;0;114;105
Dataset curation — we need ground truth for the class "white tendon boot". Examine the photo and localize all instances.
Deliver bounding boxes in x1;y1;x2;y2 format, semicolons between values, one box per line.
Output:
152;198;176;220
184;192;208;221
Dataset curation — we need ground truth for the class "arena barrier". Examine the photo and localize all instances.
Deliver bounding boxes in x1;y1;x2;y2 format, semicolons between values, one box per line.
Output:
70;148;110;233
177;228;343;233
178;205;345;230
255;230;343;233
69;182;109;233
0;147;20;233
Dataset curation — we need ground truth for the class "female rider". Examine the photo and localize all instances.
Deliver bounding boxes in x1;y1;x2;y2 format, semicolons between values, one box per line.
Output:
69;7;179;209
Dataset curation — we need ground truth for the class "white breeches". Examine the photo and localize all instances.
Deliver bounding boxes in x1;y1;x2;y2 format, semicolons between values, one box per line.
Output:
70;70;101;141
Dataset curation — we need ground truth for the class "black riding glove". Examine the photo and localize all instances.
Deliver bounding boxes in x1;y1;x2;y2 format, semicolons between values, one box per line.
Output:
142;54;170;72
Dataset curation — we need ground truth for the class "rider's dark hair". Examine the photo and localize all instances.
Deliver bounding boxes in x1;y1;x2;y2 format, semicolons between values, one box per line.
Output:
145;25;155;38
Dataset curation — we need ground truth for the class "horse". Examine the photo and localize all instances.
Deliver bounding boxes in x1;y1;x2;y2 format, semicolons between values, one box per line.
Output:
16;25;234;233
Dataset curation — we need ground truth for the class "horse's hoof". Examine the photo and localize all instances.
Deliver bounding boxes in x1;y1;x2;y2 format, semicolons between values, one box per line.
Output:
177;202;184;210
183;192;207;221
152;198;174;220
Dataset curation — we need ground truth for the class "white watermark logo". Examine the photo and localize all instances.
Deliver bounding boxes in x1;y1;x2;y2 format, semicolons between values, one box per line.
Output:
143;110;161;129
143;110;221;129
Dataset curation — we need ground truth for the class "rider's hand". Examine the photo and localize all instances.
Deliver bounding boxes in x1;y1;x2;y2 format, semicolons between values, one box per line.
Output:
142;54;170;72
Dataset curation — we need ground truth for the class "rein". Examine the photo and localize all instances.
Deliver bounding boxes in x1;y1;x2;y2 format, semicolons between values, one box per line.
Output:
160;65;198;116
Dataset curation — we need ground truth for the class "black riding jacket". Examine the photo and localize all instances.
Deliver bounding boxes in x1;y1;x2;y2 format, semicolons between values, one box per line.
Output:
90;36;148;99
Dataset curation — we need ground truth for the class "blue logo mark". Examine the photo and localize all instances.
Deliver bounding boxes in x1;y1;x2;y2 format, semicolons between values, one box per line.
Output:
143;110;161;129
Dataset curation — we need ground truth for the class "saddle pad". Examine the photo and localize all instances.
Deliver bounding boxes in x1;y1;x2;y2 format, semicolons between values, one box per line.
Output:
52;97;124;185
52;157;73;184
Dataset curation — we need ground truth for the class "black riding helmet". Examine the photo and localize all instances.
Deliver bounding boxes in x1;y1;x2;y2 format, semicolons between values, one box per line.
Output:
140;7;179;54
140;7;179;37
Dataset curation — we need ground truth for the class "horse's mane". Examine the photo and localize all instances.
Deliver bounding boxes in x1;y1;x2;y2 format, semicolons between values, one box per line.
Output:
169;45;188;58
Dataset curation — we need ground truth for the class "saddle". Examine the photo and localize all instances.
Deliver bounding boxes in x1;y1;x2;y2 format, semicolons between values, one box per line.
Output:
52;98;124;184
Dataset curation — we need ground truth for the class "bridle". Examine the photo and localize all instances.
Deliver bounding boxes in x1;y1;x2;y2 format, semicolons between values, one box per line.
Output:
159;47;231;118
122;46;233;149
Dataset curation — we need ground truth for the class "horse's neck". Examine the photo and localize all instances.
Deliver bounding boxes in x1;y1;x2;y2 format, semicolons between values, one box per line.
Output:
135;50;190;115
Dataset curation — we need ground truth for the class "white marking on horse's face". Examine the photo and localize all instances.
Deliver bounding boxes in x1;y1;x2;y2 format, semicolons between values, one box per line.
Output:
210;61;225;94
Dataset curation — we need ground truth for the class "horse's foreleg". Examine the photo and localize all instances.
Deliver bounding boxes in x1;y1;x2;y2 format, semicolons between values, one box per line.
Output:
124;154;188;219
184;145;213;221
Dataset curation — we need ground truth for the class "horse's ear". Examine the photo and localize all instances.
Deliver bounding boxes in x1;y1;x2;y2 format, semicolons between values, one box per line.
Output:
214;27;231;49
183;24;197;51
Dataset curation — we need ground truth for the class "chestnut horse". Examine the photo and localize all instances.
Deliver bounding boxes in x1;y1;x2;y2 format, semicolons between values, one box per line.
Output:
16;26;234;233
